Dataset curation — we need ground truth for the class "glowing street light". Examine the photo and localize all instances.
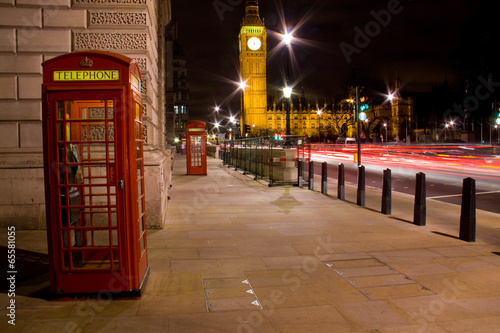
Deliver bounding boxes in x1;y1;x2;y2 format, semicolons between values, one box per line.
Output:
283;86;292;98
282;30;294;46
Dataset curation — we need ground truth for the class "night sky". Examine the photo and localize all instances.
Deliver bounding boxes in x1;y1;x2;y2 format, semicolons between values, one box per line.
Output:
171;0;486;121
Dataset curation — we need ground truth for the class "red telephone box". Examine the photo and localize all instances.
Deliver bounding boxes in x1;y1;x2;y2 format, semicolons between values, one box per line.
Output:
42;51;149;296
186;121;207;175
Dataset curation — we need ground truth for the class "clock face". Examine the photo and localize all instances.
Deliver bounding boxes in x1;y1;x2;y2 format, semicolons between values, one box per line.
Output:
247;37;261;51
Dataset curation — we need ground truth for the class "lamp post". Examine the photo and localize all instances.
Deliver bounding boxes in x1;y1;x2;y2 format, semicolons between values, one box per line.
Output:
282;29;293;148
238;80;247;138
383;123;387;143
317;109;322;142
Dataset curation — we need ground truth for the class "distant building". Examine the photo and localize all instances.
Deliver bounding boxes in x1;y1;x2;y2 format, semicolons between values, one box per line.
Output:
165;21;189;145
374;73;414;142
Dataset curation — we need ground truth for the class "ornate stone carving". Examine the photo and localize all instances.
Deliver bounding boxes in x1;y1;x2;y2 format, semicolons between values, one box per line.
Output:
143;124;147;143
90;12;146;26
133;58;146;71
89;107;114;119
74;33;147;50
82;125;114;141
140;78;147;95
74;0;146;4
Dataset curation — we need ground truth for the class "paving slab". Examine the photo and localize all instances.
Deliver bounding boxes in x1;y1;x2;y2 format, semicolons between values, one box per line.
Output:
2;154;500;332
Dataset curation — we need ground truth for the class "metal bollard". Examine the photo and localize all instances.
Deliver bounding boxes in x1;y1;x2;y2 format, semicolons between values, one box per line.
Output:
308;161;314;190
338;163;345;200
459;177;476;242
321;161;328;195
298;160;303;188
357;165;365;207
381;168;392;215
414;172;426;226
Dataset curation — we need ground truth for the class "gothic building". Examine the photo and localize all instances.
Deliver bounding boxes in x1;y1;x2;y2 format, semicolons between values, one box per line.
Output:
239;0;268;135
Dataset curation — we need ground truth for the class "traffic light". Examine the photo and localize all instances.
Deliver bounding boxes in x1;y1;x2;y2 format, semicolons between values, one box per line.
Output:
244;124;251;133
359;96;369;112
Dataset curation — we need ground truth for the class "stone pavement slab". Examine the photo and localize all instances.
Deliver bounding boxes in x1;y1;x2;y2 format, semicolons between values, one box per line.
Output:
1;154;500;332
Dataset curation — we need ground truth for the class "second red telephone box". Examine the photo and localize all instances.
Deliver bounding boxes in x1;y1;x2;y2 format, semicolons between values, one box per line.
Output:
186;121;207;175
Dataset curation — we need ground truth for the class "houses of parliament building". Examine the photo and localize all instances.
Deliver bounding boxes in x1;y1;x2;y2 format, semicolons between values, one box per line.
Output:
239;0;413;141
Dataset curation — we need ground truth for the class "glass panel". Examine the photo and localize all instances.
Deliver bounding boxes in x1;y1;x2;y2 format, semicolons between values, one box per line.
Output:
136;142;141;159
138;197;143;216
57;123;64;142
90;230;110;246
135;102;141;121
57;101;64;120
112;229;118;246
107;123;115;141
137;161;142;179
140;235;145;254
136;122;141;139
108;143;115;162
55;97;120;272
110;211;117;227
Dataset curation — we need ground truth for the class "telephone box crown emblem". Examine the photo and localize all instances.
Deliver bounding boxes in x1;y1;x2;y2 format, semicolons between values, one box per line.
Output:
79;57;93;68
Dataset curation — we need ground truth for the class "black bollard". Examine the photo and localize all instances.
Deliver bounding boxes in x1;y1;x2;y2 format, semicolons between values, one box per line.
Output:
298;160;303;188
459;177;476;242
357;165;365;206
338;163;345;200
321;161;328;195
381;168;392;215
308;161;314;190
414;172;426;226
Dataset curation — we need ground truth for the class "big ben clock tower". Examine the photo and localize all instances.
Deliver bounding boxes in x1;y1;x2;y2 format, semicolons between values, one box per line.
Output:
239;0;267;135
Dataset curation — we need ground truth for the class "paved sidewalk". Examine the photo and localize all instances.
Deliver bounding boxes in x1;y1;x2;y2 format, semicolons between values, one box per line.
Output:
2;155;500;332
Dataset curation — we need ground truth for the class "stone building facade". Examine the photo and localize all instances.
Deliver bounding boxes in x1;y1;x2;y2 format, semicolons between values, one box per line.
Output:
165;20;189;144
0;0;173;229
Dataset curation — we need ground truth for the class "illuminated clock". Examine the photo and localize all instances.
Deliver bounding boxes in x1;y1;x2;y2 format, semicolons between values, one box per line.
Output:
247;37;261;50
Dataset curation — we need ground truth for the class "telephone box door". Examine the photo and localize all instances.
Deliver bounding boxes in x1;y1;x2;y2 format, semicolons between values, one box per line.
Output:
186;121;207;175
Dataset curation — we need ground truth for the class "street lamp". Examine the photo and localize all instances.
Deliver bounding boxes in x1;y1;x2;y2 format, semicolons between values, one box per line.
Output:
238;80;247;137
383;123;387;143
316;109;322;142
283;85;292;146
282;28;293;147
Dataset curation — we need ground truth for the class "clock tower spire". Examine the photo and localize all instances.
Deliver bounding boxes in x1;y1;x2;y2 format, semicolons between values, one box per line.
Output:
239;0;267;136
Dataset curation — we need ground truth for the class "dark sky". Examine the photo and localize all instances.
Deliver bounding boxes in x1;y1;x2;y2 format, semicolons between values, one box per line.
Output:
171;0;478;120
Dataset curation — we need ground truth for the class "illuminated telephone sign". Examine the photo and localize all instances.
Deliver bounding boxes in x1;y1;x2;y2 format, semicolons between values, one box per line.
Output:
53;70;120;81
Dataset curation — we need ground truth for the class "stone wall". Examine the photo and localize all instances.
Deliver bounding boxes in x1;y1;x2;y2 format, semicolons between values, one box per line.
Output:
0;0;173;229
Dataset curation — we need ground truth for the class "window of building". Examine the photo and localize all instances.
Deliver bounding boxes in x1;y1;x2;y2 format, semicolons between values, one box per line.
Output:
174;106;179;114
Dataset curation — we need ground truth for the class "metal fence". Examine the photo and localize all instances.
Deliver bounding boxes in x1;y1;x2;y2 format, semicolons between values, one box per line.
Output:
218;136;311;186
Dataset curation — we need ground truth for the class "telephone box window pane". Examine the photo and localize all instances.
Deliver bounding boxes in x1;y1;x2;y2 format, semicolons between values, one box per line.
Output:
137;160;142;179
138;198;143;216
108;143;115;162
136;142;141;159
140;235;145;254
90;230;110;247
136;102;141;121
112;229;118;246
136;122;141;139
110;211;117;227
57;123;64;142
138;179;142;197
57;101;64;120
